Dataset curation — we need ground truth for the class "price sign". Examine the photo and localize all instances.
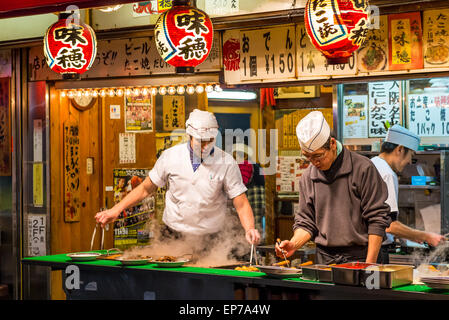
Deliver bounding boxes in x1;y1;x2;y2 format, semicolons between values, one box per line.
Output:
296;24;357;77
240;26;296;81
408;92;449;137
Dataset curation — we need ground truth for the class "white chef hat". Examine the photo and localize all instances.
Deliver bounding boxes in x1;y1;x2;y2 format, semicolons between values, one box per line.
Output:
296;111;331;153
385;124;420;152
185;109;219;140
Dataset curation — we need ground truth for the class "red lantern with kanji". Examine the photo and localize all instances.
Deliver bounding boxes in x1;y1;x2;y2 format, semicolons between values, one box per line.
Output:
305;0;370;65
154;0;213;74
43;12;97;80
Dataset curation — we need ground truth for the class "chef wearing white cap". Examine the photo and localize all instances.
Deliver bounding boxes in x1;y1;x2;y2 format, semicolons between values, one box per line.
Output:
96;109;260;245
371;125;445;263
276;111;391;264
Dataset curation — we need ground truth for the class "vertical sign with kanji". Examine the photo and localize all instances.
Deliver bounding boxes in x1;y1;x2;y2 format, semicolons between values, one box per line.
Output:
368;81;401;137
162;96;185;131
240;26;296;81
64;120;81;222
0;78;11;176
388;12;423;71
423;9;449;68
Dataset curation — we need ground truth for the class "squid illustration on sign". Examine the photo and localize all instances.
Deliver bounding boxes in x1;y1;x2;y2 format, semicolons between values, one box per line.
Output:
154;0;213;73
304;0;370;64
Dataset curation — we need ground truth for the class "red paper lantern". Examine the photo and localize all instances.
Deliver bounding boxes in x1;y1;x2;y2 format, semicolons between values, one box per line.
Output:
43;12;97;80
154;0;213;74
305;0;370;65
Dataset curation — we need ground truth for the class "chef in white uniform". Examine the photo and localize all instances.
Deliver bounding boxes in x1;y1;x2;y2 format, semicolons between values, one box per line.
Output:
96;109;261;245
371;125;445;263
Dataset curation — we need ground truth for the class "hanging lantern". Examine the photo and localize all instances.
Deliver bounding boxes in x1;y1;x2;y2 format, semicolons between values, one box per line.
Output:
154;0;213;74
43;12;97;80
304;0;370;65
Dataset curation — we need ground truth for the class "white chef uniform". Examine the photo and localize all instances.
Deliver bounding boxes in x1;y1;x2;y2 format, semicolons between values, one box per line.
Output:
371;156;399;245
371;124;420;245
149;143;247;235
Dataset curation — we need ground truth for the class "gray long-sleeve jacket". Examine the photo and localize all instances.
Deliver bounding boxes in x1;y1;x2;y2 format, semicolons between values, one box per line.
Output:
293;147;392;247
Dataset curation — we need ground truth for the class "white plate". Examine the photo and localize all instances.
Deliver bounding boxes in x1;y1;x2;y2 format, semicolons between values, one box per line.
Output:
115;257;152;266
152;259;190;268
255;265;302;278
67;252;102;261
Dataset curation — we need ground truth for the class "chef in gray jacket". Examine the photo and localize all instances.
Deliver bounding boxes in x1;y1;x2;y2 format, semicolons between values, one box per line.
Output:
276;111;392;264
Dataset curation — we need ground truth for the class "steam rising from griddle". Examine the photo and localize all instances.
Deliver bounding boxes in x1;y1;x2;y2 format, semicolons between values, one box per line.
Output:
122;212;251;267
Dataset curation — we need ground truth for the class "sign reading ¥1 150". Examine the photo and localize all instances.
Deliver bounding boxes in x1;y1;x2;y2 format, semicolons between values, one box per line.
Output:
239;26;296;81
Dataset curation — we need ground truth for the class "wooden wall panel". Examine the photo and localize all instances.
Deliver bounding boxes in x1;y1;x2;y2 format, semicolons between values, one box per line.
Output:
50;87;103;254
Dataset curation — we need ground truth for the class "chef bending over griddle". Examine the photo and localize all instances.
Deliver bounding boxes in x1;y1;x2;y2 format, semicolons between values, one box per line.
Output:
276;111;391;264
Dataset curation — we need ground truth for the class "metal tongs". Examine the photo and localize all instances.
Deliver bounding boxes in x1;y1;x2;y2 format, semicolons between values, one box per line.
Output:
276;238;290;267
249;244;259;266
90;222;109;251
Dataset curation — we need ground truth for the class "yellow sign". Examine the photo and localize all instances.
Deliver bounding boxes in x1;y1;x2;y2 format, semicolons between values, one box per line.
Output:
423;9;449;68
162;95;185;131
33;163;43;207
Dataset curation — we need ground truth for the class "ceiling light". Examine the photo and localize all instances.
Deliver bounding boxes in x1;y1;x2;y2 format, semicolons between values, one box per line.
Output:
207;90;257;101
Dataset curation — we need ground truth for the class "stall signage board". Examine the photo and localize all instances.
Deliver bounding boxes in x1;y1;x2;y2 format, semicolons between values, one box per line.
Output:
28;215;46;257
0;78;11;176
296;24;357;78
342;95;369;139
63;120;80;222
423;9;449;69
408;92;449;137
368;81;401;137
29;33;221;81
239;26;296;81
205;0;239;16
358;15;389;73
162;95;185;131
388;12;424;71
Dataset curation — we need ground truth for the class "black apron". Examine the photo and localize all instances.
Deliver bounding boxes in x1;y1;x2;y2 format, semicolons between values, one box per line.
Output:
316;245;383;264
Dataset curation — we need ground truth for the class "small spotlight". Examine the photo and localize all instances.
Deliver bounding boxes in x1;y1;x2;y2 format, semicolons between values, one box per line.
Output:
159;86;167;95
177;86;185;95
186;85;195;95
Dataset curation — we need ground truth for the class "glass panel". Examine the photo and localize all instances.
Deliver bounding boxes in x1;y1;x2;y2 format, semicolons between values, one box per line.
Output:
406;77;449;143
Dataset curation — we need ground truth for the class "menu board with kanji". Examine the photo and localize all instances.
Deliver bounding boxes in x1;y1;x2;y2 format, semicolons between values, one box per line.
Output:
408;92;449;137
358;15;389;73
388;12;423;71
240;26;296;81
296;23;358;77
342;95;368;139
162;95;185;131
276;156;309;193
423;9;449;68
368;81;401;137
64;120;80;222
